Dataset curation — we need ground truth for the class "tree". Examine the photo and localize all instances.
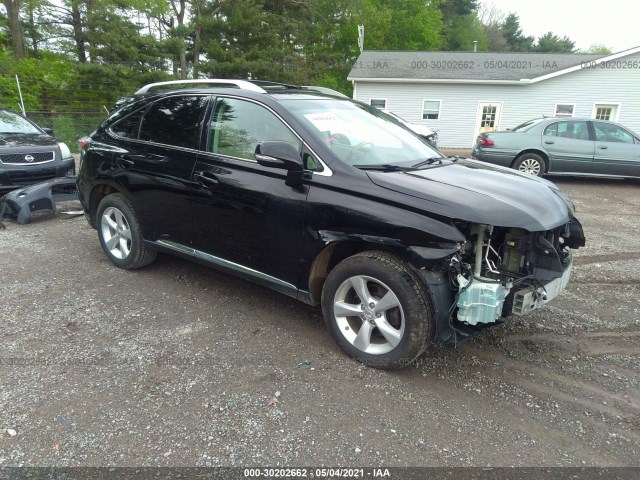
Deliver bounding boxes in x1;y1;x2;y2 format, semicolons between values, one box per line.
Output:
442;13;487;51
438;0;485;50
533;32;575;53
3;0;25;58
501;13;533;51
580;44;612;54
477;2;508;51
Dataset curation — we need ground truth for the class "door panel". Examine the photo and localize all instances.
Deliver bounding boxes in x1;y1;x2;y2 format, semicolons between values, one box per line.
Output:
592;122;640;176
110;95;208;244
113;142;198;244
542;120;594;173
191;97;308;287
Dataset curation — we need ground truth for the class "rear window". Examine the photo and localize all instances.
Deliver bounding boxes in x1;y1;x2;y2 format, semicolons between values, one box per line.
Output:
511;118;545;132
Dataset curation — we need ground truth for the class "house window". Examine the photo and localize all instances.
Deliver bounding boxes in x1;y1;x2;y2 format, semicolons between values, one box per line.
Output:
370;99;386;109
592;103;620;121
554;104;575;117
481;105;497;128
422;100;441;120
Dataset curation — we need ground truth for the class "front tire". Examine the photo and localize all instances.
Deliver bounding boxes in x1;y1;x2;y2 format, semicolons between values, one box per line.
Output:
513;153;545;177
321;251;434;370
96;194;157;269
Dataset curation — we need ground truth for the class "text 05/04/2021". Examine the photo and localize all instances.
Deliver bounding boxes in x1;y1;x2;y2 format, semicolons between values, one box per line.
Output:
409;60;560;70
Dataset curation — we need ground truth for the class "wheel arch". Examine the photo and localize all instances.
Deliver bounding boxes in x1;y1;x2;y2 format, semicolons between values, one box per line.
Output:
87;183;125;228
512;149;549;173
306;238;457;306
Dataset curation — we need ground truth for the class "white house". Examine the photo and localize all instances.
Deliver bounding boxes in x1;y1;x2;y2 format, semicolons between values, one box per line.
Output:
348;47;640;148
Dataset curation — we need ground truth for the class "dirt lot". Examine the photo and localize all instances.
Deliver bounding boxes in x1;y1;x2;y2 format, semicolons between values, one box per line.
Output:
0;172;638;469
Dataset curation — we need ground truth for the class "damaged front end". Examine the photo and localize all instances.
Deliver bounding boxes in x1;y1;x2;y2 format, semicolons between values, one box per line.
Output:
433;218;585;347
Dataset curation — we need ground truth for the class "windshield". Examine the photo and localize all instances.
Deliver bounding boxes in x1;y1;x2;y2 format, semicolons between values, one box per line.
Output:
280;99;443;167
0;110;41;134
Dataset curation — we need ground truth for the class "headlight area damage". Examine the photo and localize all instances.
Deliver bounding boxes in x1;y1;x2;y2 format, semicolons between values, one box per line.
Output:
420;218;586;348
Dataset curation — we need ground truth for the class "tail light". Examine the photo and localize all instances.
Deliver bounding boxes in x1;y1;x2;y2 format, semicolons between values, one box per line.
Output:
478;136;494;147
78;136;91;149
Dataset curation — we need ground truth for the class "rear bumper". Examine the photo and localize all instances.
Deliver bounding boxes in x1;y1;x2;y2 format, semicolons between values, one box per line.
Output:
471;148;514;168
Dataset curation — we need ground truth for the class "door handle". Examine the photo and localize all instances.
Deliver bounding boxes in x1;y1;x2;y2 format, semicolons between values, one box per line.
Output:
544;140;555;144
598;145;608;150
194;171;219;186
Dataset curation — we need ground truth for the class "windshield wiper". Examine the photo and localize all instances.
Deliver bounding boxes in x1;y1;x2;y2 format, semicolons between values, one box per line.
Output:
411;157;443;168
354;163;412;172
353;164;413;172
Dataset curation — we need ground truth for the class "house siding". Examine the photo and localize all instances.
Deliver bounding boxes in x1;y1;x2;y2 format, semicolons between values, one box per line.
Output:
353;51;640;148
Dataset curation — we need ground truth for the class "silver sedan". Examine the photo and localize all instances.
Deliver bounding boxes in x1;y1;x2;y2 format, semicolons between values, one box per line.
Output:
472;117;640;178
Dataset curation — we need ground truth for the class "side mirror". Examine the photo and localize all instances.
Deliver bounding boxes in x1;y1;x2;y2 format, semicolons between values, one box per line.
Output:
255;141;304;188
42;127;54;135
255;141;303;170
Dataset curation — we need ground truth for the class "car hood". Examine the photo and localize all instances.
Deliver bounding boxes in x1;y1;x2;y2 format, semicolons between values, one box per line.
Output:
406;123;436;136
0;133;58;148
366;159;574;232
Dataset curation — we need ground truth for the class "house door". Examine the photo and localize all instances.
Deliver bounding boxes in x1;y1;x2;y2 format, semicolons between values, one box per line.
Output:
476;102;502;136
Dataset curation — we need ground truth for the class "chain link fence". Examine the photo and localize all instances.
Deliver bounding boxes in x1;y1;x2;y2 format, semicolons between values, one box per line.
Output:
2;73;128;153
25;111;108;153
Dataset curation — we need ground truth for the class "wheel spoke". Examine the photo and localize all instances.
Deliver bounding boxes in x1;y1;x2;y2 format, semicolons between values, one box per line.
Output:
105;235;119;250
119;238;130;256
104;215;117;231
120;227;132;240
334;301;362;318
375;318;402;347
114;209;125;228
353;320;373;351
349;276;371;304
374;290;400;314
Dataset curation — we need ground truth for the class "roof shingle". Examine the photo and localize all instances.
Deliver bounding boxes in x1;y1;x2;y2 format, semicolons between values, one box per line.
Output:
347;51;608;82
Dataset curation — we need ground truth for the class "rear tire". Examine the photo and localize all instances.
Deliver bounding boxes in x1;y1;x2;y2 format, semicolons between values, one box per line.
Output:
321;251;434;370
513;153;545;177
96;194;157;269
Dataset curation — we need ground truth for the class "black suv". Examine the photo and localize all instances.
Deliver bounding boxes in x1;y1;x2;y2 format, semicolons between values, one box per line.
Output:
78;79;585;369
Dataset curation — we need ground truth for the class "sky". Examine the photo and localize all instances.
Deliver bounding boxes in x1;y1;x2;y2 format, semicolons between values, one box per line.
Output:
481;0;640;52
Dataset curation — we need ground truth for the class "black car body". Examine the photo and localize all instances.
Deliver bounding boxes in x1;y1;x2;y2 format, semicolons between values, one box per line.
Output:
78;80;585;369
0;109;75;193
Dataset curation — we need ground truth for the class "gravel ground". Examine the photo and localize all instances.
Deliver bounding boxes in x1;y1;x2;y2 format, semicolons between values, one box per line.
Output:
0;172;638;469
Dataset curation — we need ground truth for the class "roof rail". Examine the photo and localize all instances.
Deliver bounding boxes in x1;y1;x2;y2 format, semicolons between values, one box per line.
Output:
250;81;348;98
135;79;267;94
301;86;349;98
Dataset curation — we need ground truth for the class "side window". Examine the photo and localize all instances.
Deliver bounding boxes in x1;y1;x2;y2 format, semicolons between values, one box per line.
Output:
544;121;589;140
544;123;558;137
110;109;145;139
139;95;208;148
209;98;302;162
593;122;635;144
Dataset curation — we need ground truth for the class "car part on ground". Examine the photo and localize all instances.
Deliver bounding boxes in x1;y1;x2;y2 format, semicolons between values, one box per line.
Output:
77;79;586;369
0;109;76;192
472;116;640;178
0;177;79;225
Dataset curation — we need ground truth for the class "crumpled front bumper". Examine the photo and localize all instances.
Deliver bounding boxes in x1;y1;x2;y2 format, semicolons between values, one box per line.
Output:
511;250;574;315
